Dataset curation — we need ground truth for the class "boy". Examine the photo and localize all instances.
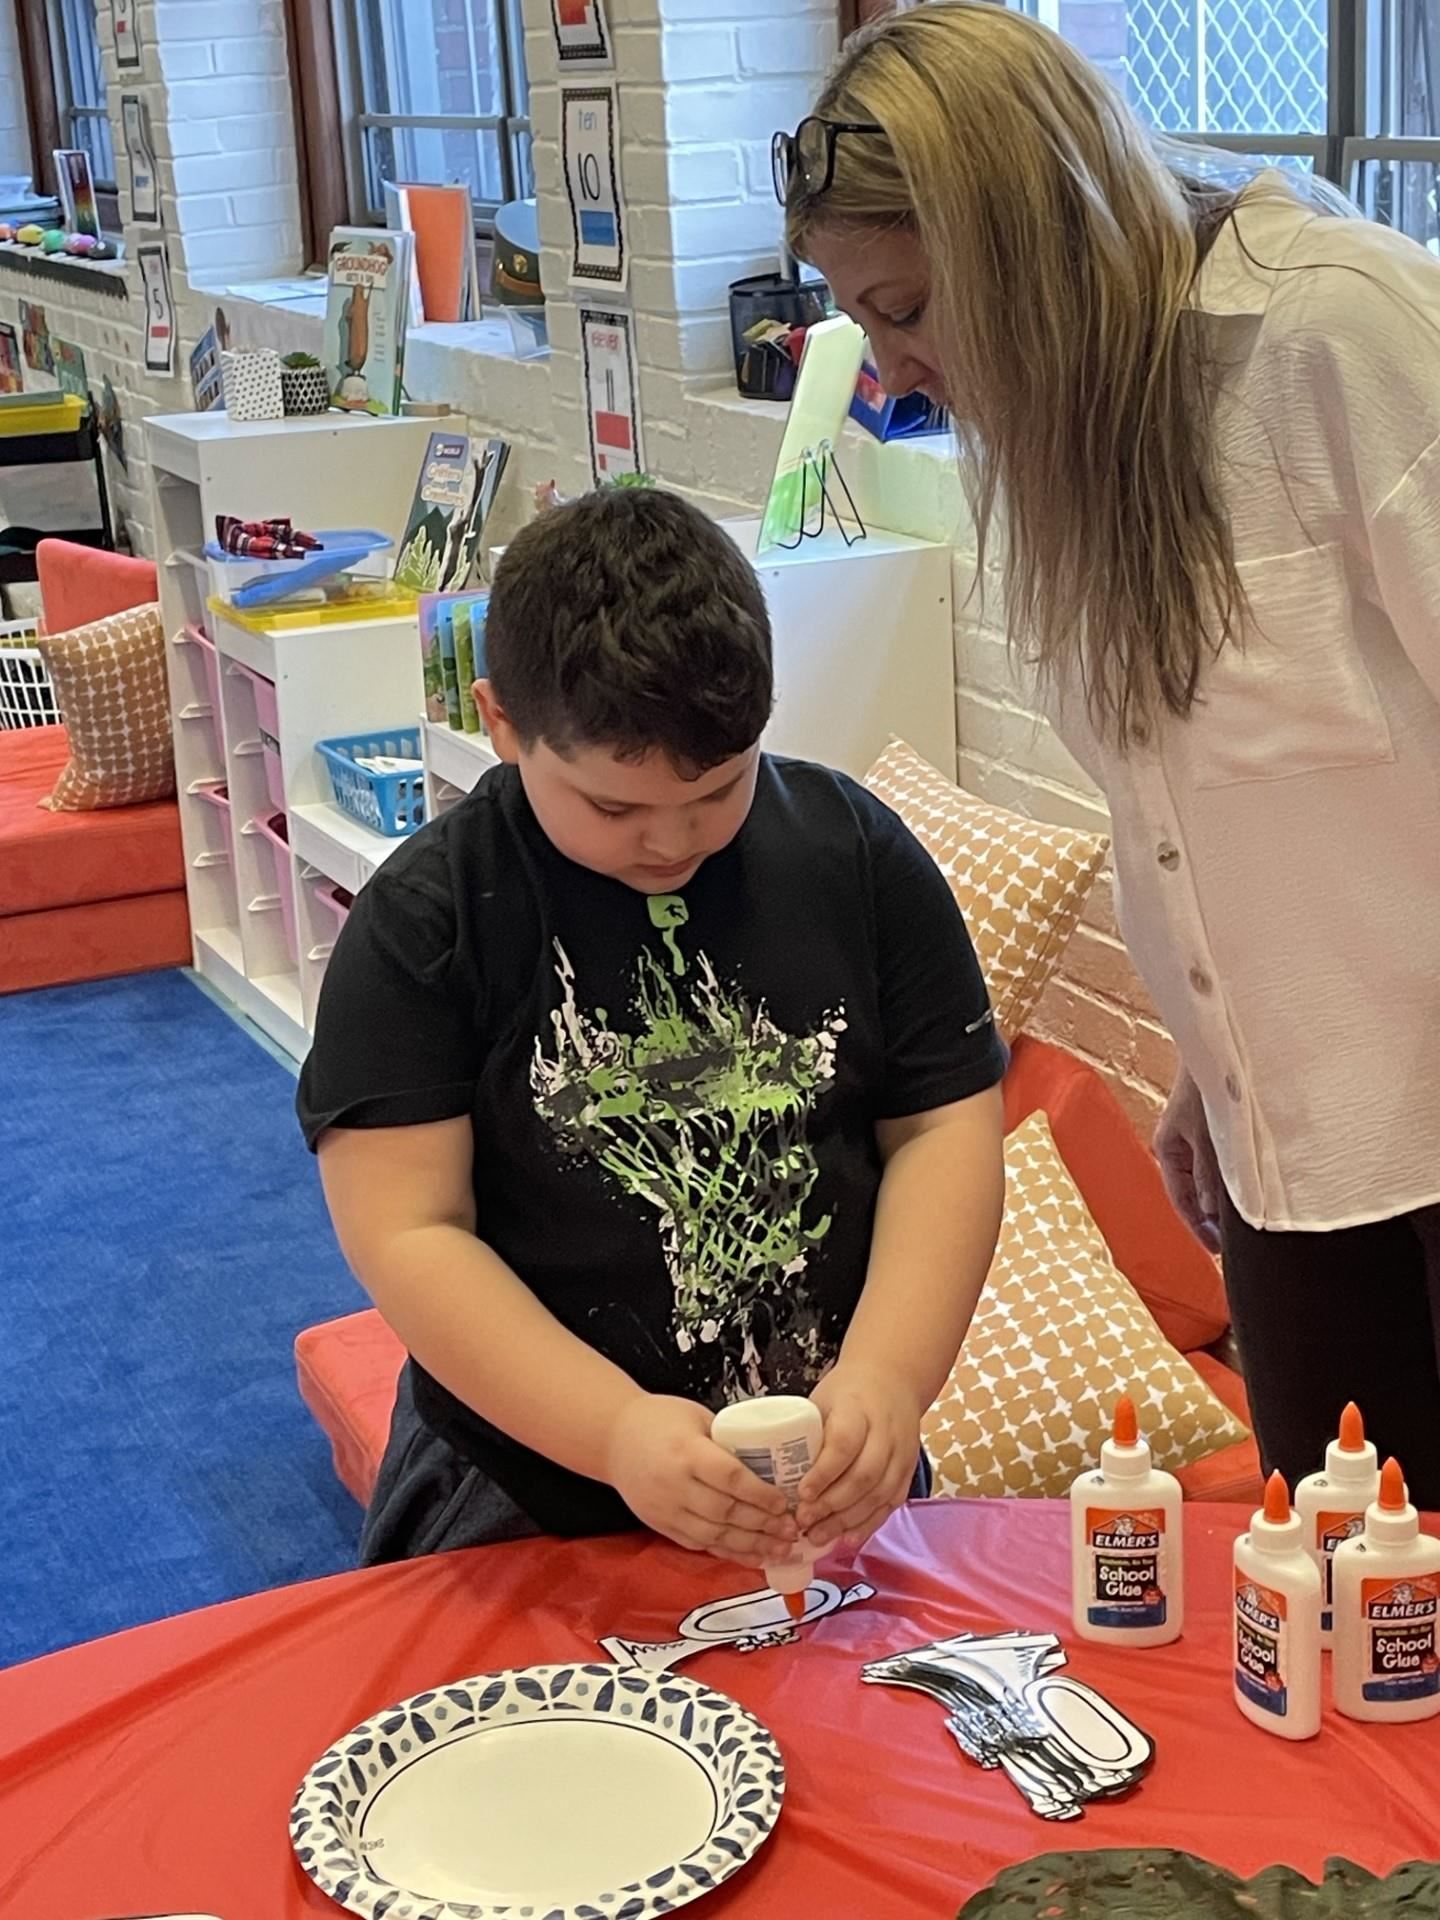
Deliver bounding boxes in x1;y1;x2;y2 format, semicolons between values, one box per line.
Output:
299;488;1006;1568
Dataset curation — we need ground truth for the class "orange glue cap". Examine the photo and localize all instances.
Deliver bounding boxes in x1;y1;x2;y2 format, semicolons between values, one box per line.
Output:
783;1589;807;1622
1113;1394;1138;1448
1338;1402;1366;1452
1380;1456;1407;1511
1263;1469;1292;1524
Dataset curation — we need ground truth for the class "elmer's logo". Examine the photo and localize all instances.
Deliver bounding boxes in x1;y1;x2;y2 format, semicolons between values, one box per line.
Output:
1367;1579;1440;1622
1321;1515;1364;1557
1236;1581;1282;1633
1090;1511;1162;1552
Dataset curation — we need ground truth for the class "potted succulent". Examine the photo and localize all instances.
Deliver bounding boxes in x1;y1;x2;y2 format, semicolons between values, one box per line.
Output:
280;351;330;417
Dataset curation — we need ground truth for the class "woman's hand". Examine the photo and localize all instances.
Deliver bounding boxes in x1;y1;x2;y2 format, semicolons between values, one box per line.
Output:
795;1363;922;1553
1154;1069;1223;1253
606;1394;796;1568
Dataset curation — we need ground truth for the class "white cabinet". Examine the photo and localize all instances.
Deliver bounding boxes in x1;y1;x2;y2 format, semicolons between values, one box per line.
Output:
146;409;435;1061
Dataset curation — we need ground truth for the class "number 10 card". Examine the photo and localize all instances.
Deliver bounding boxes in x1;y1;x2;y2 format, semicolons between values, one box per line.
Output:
563;85;627;290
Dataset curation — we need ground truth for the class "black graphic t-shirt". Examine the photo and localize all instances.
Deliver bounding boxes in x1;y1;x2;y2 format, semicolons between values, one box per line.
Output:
298;756;1006;1535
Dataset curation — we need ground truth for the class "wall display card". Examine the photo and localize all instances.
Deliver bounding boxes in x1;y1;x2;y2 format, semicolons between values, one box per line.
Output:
99;377;127;469
114;0;142;69
580;306;643;484
53;338;88;402
189;325;223;412
757;314;867;553
138;243;177;376
54;150;100;238
0;323;22;394
563;86;626;289
121;96;160;224
550;0;611;66
19;300;53;375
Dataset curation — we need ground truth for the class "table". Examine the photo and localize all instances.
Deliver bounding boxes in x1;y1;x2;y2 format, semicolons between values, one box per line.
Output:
2;1500;1436;1920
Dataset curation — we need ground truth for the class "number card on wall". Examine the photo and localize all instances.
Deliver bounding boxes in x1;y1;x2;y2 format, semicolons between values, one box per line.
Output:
114;0;142;69
580;306;644;485
563;86;626;289
138;242;177;377
550;0;611;66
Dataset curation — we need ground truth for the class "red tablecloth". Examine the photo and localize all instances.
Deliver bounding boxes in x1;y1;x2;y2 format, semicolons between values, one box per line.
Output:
3;1500;1437;1920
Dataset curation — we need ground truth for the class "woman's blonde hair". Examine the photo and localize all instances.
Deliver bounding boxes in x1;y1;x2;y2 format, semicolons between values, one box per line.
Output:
787;1;1268;745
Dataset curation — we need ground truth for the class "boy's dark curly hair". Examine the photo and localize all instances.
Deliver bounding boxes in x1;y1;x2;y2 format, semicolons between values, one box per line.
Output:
485;487;773;770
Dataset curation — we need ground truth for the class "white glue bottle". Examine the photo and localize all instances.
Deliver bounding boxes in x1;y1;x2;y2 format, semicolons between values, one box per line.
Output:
1069;1393;1183;1647
1333;1455;1440;1724
1233;1470;1322;1740
711;1395;823;1617
1295;1400;1380;1648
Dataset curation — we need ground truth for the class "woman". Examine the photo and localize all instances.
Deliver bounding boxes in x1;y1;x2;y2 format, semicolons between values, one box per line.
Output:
780;0;1440;1502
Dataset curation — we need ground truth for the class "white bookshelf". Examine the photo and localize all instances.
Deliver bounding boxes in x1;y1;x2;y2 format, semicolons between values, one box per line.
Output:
146;409;435;1061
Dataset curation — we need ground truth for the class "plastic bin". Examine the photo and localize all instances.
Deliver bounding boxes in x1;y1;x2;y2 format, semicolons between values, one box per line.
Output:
251;809;298;967
313;881;354;933
316;728;425;838
188;625;222;721
230;660;284;809
203;530;392;610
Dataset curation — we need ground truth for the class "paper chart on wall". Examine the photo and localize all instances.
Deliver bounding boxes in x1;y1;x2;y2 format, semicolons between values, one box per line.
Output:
114;0;142;70
0;324;22;394
599;1578;876;1671
121;96;160;225
563;85;626;289
550;0;612;66
138;243;177;376
580;305;644;485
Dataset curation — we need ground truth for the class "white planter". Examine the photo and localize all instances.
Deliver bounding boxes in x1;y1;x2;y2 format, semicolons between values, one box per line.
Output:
221;348;284;422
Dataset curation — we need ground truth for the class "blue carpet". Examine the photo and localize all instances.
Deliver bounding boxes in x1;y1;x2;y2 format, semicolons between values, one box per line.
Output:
0;971;368;1666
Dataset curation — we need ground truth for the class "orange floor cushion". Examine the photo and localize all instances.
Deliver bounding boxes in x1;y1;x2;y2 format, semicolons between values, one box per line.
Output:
296;1036;1263;1514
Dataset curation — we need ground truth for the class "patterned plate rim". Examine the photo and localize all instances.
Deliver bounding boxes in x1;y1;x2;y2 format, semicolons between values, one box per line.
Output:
289;1662;786;1920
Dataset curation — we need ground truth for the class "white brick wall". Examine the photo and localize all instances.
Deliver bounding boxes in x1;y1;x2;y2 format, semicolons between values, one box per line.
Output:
0;0;1169;1125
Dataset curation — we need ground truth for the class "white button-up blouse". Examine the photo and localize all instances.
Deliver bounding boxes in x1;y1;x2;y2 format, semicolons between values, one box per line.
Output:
1047;183;1440;1230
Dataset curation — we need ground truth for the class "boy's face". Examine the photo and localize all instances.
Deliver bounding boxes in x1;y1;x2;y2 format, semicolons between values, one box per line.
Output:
477;680;760;894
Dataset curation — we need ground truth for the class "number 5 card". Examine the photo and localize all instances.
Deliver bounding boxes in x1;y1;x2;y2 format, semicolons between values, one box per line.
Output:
563;85;627;289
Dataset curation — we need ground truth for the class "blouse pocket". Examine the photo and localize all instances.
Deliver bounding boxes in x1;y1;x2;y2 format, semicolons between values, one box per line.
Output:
1188;541;1394;789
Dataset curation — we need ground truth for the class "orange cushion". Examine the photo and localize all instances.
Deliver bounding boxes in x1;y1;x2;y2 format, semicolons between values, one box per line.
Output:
0;725;184;915
295;1310;405;1507
0;889;191;994
1002;1033;1230;1353
36;540;158;634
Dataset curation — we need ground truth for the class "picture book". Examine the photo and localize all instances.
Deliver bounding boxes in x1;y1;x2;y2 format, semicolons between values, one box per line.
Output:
324;227;413;416
420;589;490;732
452;594;491;734
394;434;511;593
0;323;22;395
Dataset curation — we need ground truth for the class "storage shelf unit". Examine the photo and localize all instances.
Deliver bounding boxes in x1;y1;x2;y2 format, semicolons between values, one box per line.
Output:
424;521;955;803
147;409;435;1061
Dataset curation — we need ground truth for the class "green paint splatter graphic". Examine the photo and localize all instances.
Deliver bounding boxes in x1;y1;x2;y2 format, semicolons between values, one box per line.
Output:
531;926;845;1394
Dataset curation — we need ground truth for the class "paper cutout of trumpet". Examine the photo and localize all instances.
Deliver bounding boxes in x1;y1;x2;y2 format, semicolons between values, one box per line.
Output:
600;1578;877;1671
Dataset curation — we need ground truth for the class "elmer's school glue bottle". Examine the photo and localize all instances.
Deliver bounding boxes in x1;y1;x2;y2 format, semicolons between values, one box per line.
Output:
1233;1471;1322;1740
1333;1456;1440;1724
711;1395;823;1621
1070;1394;1183;1647
1295;1401;1380;1647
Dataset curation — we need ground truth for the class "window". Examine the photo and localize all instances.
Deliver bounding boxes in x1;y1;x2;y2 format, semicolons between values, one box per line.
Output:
992;0;1440;248
49;0;115;193
337;0;533;229
15;0;119;228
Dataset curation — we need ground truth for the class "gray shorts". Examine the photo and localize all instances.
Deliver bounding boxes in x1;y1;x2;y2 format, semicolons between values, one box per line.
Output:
358;1366;542;1565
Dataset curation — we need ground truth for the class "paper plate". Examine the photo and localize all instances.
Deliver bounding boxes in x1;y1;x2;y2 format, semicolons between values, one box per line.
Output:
290;1664;785;1920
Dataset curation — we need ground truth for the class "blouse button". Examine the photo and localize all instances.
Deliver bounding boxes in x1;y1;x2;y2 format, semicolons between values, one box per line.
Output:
1157;840;1181;870
1189;965;1213;995
1225;1072;1243;1102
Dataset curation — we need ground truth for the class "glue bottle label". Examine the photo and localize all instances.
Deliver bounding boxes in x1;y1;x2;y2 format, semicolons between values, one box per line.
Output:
731;1440;812;1505
1315;1510;1365;1634
1360;1575;1440;1703
1085;1507;1167;1628
1235;1575;1289;1716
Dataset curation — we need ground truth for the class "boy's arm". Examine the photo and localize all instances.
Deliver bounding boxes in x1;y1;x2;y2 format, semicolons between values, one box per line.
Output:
797;1086;1005;1550
318;1118;792;1564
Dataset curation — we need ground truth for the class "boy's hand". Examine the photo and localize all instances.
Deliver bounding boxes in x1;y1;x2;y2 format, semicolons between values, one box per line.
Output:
607;1394;797;1568
796;1362;922;1552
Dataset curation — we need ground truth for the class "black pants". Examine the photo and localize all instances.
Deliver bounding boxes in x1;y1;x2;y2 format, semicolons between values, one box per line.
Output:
1219;1189;1440;1508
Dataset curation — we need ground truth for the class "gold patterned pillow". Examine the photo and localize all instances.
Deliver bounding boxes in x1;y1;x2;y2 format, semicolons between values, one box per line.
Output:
924;1111;1248;1499
864;738;1108;1034
38;603;174;811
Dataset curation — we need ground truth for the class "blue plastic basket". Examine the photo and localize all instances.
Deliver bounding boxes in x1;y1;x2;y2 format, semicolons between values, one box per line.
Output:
316;728;425;838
